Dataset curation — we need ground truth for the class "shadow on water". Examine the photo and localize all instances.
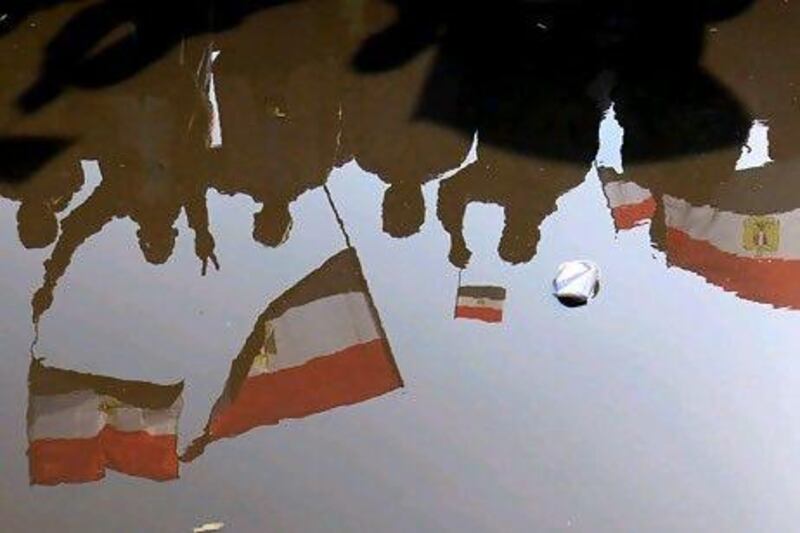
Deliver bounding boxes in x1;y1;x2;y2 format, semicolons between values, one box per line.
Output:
12;0;299;112
353;0;754;162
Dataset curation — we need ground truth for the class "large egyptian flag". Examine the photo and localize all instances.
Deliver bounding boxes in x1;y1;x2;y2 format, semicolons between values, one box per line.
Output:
182;247;402;461
454;285;506;323
27;359;183;485
603;179;656;231
664;194;800;309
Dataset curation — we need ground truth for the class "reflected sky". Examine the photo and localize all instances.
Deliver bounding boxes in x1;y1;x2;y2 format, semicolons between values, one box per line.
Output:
2;0;800;531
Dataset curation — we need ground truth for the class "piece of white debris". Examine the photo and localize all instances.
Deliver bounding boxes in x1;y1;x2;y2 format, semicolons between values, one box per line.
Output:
193;522;225;532
553;260;600;306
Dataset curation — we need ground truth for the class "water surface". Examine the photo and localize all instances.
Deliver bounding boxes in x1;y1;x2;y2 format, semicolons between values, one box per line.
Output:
1;1;800;531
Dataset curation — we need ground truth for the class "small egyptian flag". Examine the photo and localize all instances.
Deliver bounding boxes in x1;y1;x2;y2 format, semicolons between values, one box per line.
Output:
27;359;183;485
455;285;506;323
182;247;403;462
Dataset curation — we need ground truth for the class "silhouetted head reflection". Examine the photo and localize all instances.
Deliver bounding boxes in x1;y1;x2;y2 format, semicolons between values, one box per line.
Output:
17;202;58;249
0;138;82;249
137;225;178;265
382;183;425;238
253;205;292;248
438;146;586;268
498;220;540;265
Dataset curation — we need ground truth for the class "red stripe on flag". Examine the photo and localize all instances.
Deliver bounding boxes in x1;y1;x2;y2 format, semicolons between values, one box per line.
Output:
209;338;400;439
103;429;179;481
667;227;800;309
29;428;178;485
611;197;656;230
29;436;106;485
455;306;503;323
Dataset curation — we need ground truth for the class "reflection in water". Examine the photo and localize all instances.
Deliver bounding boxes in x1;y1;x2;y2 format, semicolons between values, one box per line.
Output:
28;39;220;323
454;285;506;324
1;0;800;524
211;1;347;248
27;358;183;485
602;153;800;310
662;195;800;310
594;0;800;310
182;247;402;462
343;42;471;239
3;0;769;295
0;145;83;249
438;142;586;268
14;0;297;111
601;177;656;232
355;0;753;163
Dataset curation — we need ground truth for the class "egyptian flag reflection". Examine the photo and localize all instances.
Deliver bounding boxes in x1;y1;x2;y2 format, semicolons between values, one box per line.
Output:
182;248;403;461
664;195;800;309
27;359;183;485
455;285;506;323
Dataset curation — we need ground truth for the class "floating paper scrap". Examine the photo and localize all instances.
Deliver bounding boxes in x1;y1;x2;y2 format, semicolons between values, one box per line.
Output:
193;522;224;532
553;260;600;306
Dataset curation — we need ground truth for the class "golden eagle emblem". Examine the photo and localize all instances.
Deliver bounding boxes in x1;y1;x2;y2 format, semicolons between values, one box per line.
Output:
743;216;780;255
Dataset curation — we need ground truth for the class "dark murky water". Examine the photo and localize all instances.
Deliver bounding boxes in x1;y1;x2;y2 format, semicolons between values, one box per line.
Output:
2;0;800;531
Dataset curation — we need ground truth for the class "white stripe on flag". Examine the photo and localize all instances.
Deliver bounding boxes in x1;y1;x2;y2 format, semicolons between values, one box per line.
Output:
29;392;182;440
28;391;105;440
664;195;800;259
254;292;381;375
456;295;504;310
603;181;652;208
110;399;183;435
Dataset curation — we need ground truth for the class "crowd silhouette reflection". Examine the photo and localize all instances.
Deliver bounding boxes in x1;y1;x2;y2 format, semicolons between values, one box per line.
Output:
30;39;219;323
211;1;348;247
3;0;798;323
2;0;793;321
